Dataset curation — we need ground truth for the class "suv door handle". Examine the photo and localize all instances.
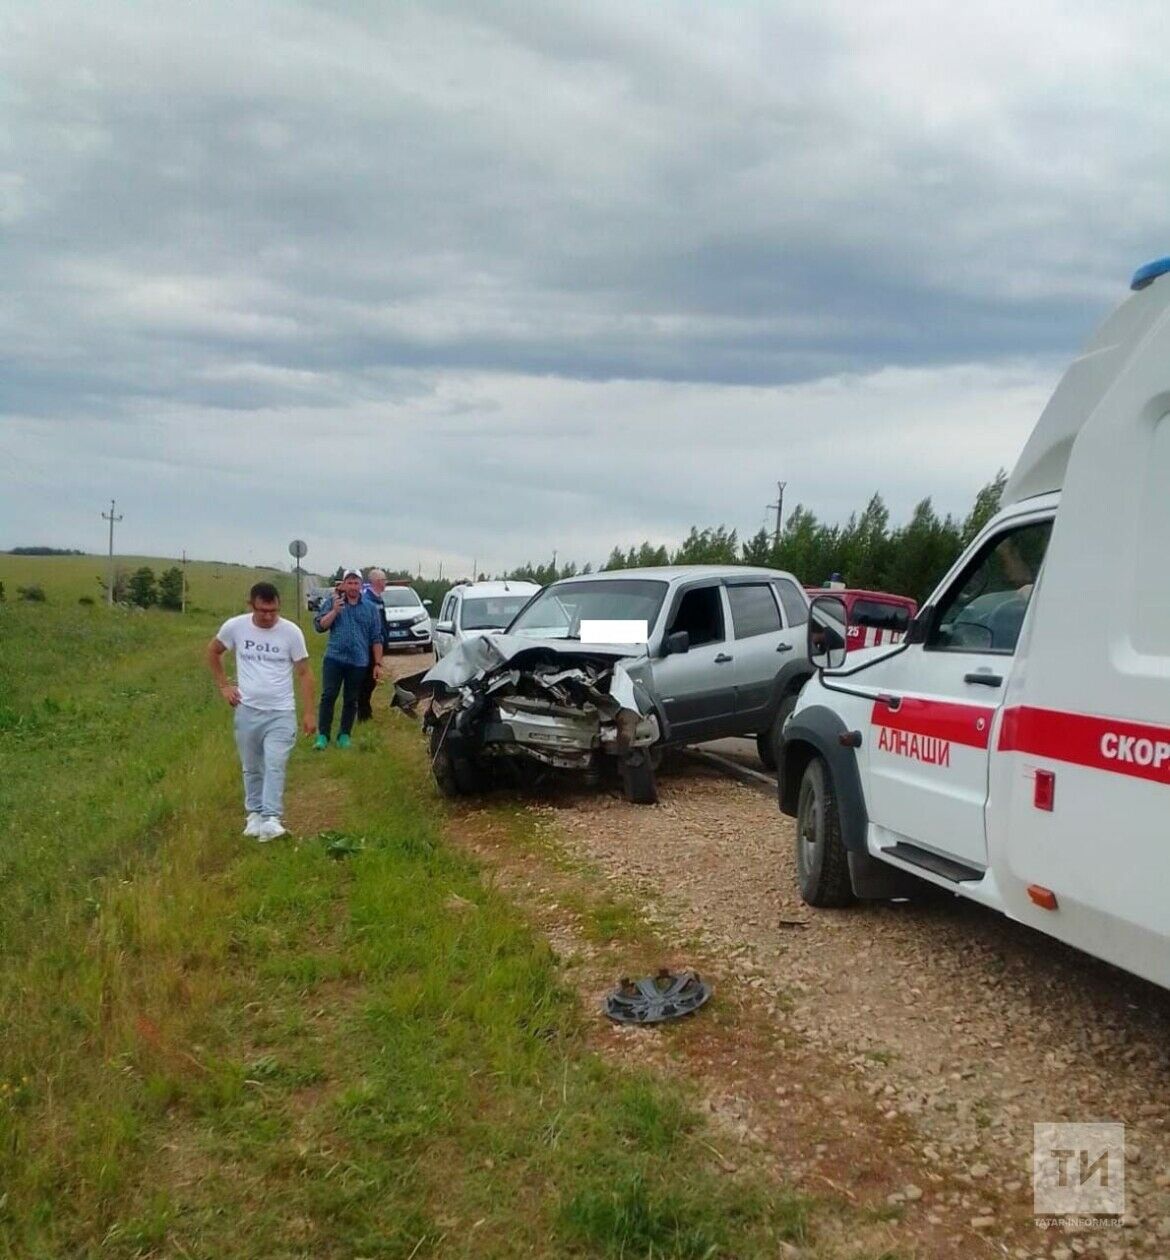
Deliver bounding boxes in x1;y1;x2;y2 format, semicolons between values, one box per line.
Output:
964;672;1003;687
776;642;794;653
714;653;733;664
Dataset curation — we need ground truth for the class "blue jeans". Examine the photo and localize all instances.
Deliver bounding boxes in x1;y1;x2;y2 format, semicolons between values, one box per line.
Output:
233;706;297;818
318;657;367;739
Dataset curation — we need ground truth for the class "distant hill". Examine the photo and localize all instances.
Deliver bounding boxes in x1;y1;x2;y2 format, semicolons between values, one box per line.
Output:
0;554;299;618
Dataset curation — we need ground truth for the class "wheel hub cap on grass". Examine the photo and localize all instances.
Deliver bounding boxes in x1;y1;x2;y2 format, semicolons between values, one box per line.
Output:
604;970;711;1024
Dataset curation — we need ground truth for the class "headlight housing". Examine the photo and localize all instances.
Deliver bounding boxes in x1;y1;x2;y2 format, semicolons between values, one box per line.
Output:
411;611;428;625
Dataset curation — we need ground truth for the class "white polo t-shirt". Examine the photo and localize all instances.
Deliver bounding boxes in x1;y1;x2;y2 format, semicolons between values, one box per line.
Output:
215;614;309;711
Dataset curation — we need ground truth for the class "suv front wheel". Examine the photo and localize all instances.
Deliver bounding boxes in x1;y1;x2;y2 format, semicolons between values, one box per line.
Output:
795;756;854;907
619;750;658;805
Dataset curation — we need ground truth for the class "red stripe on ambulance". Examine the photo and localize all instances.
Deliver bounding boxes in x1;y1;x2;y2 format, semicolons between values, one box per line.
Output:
871;697;995;751
999;706;1170;787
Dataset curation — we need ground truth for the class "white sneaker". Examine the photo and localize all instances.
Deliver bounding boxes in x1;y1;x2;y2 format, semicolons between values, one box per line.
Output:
257;817;288;843
243;812;265;837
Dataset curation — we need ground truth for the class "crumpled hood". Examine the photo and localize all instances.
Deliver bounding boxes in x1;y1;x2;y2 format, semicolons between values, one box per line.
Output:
418;632;656;714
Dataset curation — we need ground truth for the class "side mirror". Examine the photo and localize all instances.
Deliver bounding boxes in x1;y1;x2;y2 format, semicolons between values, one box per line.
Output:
904;606;931;644
423;598;433;607
808;596;848;670
662;630;690;656
434;620;455;635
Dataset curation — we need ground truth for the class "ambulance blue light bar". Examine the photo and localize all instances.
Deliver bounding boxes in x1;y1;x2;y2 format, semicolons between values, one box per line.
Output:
1131;256;1170;291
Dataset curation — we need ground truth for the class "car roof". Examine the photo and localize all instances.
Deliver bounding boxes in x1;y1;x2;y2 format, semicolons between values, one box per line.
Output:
455;581;541;597
550;565;799;585
804;587;917;607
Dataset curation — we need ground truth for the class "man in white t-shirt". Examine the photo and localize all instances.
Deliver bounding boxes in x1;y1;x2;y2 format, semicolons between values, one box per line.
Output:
207;582;316;841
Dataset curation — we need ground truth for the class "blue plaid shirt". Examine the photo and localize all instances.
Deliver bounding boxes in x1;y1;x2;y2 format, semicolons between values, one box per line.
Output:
313;595;383;666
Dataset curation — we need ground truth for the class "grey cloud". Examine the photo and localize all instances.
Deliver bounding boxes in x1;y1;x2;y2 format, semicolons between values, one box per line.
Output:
2;0;1166;568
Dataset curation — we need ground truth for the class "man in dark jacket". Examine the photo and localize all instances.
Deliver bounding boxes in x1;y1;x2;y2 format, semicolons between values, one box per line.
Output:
313;568;383;748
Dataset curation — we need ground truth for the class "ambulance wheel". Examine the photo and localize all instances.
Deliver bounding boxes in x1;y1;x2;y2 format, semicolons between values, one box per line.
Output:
758;693;797;771
620;751;659;805
795;756;854;907
429;723;483;798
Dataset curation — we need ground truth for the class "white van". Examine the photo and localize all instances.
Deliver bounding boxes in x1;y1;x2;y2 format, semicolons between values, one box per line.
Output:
779;255;1170;990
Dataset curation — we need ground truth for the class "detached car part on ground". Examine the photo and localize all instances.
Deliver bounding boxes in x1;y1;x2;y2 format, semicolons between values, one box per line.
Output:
395;567;813;805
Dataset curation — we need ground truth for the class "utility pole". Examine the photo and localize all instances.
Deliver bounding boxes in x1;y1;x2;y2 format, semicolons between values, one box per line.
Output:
101;499;123;605
472;555;477;581
766;481;787;546
181;549;188;614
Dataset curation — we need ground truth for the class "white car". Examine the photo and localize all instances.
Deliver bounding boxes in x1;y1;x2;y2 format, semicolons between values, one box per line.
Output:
381;584;433;652
432;581;541;659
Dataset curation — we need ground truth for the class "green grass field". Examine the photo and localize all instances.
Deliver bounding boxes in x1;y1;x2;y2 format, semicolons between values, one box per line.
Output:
0;585;813;1258
0;553;302;617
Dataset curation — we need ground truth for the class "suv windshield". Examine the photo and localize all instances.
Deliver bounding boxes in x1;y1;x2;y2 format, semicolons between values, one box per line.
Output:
461;594;532;630
382;587;421;607
509;579;668;640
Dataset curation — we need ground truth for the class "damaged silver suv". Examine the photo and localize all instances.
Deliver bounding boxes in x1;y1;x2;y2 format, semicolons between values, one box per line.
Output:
396;566;812;805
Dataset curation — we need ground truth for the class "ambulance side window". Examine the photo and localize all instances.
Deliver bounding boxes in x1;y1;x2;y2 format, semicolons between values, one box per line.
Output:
928;519;1053;654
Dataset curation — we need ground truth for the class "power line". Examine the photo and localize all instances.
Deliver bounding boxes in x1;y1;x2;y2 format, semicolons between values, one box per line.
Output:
101;499;123;606
765;481;787;546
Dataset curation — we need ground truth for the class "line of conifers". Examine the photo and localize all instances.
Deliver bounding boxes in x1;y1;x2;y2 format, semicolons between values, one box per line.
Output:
351;468;1008;611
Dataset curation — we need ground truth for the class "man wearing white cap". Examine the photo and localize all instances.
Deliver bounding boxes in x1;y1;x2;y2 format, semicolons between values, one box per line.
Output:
313;568;384;748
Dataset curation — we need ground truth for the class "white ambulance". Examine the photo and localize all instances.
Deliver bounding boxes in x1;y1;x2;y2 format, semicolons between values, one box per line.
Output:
778;255;1170;990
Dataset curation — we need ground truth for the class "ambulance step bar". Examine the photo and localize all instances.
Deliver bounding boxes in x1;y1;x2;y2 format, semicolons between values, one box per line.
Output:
881;842;985;884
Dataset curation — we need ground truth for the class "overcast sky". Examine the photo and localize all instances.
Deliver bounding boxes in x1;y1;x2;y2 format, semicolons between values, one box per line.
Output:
2;1;1167;577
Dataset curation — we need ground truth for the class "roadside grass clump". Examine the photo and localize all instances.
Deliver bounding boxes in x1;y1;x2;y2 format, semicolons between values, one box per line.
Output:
0;602;823;1257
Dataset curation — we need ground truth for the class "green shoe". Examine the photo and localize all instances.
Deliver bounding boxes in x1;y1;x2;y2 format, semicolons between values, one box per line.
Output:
314;734;328;751
337;733;351;749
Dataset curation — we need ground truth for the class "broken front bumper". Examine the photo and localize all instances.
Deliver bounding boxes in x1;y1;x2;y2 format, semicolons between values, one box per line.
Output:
402;635;663;775
484;696;659;769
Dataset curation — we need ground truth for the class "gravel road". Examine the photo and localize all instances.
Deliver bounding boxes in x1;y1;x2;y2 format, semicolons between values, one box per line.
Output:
387;651;1170;1257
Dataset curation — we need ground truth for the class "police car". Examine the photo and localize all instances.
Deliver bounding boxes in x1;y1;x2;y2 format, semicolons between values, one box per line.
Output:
381;583;433;652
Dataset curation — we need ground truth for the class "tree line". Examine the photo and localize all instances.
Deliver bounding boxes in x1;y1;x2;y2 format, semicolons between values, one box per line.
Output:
501;471;1007;605
334;470;1007;610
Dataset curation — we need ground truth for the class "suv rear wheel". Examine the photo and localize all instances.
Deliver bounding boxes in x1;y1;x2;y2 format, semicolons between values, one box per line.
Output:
757;693;797;771
795;756;854;906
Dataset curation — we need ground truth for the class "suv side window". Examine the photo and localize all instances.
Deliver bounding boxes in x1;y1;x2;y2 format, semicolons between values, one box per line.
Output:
667;585;725;647
928;519;1053;654
727;583;781;639
852;598;911;634
774;579;808;628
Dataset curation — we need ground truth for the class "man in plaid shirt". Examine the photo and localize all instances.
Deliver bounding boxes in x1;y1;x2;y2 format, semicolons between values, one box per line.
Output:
312;568;384;749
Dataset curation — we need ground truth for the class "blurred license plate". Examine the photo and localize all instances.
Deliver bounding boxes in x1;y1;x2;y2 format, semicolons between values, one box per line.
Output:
388;630;409;638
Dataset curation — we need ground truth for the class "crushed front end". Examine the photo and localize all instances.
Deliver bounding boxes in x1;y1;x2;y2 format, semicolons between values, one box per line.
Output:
394;635;661;803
